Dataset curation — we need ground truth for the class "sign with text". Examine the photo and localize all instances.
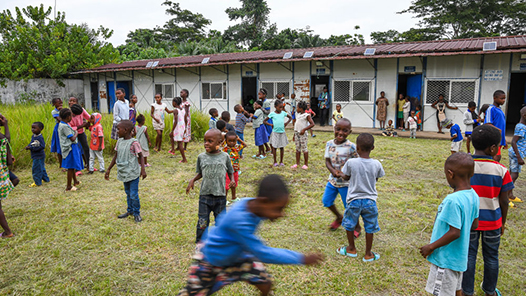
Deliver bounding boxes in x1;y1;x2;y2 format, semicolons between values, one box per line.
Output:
404;66;416;73
484;70;503;81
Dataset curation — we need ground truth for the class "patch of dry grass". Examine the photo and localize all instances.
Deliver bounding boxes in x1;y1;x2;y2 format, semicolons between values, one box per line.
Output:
1;130;525;295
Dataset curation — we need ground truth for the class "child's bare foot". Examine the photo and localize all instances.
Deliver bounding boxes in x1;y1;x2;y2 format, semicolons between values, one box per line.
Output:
74;181;81;186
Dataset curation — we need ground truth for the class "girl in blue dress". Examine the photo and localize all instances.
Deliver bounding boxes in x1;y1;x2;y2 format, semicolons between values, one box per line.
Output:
58;108;83;191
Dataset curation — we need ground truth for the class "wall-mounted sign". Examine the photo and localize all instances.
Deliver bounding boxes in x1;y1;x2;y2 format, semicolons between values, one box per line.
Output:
316;68;326;75
484;70;503;81
245;71;254;76
520;63;526;71
404;66;416;73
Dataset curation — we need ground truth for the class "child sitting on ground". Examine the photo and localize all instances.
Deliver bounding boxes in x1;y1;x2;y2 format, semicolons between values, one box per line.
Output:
305;103;316;137
252;101;269;159
323;118;360;232
0;115;15;238
221;111;235;133
462;125;513;296
209;108;219;130
443;118;463;154
135;114;151;167
332;103;344;123
223;131;247;203
407;110;418;139
105;120;147;223
234;104;252;157
264;100;292;167
337;133;384;262
178;174;323;296
292;100;315;170
508;106;526;206
420;152;479;296
382;120;398;137
187;129;235;243
26;122;49;187
58;108;83;191
463;101;480;154
87;113;105;174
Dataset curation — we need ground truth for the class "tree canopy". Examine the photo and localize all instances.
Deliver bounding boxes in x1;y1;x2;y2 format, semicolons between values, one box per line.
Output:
0;5;119;82
224;0;272;49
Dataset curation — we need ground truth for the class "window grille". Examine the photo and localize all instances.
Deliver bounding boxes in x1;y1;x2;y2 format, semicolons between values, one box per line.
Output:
425;79;477;105
334;81;350;102
333;80;371;102
154;84;176;99
260;81;291;99
353;81;370;101
202;82;227;100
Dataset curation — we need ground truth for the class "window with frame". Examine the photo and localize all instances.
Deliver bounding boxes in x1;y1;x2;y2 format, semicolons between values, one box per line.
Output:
425;79;477;105
202;82;227;100
333;80;371;102
260;81;291;99
154;83;175;99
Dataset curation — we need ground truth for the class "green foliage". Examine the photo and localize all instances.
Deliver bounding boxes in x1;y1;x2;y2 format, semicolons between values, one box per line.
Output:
398;0;526;39
161;0;212;43
224;0;272;48
371;28;442;43
0;5;120;81
0;103;210;168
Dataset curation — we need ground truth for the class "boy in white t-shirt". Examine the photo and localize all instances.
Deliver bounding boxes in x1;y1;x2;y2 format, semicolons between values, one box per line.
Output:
407;110;418;139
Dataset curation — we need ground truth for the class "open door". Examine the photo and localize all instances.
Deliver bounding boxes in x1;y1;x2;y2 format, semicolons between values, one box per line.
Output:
507;73;526;132
107;81;132;113
242;77;257;113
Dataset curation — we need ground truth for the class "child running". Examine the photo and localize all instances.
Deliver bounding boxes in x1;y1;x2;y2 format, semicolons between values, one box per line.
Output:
87;113;105;174
291;100;314;170
26;122;49;187
111;88;129;141
420;152;479;296
462;125;513;296
0;115;14;238
463;101;480;154
178;174;323;296
252;101;268;159
508;106;526;206
151;93;172;152
223;131;247;202
187;129;235;243
323;118;359;231
58;108;83;191
208;108;218;130
443;118;463;154
337;133;384;262
105;120;147;223
135;114;151;167
170;97;188;163
264;100;292;167
234;104;252;157
50;98;63;169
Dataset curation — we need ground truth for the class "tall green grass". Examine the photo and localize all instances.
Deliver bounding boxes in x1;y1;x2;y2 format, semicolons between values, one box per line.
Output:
0;103;210;168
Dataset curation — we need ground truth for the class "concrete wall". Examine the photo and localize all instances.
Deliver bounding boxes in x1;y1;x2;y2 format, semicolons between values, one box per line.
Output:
0;78;84;105
82;53;516;130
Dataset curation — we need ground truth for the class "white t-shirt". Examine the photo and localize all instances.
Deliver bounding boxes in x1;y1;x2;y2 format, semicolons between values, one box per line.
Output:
407;116;417;129
294;112;310;132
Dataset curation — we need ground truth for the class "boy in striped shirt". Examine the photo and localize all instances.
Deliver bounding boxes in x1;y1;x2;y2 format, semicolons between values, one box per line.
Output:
462;125;513;296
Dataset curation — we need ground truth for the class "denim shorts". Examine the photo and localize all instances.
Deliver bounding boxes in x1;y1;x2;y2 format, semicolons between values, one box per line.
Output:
509;153;522;173
342;199;380;233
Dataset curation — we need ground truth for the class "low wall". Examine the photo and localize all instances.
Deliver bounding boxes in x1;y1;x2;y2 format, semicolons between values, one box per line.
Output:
0;79;84;104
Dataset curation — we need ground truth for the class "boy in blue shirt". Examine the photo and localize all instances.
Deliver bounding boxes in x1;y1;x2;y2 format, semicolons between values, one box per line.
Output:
443;118;463;154
179;175;323;296
420;152;479;296
26;122;49;187
485;90;507;162
507;106;526;206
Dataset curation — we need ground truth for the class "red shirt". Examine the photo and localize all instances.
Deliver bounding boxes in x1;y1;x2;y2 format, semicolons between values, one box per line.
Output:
89;124;105;150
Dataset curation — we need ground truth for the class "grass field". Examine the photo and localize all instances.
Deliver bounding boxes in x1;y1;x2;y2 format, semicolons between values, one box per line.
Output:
0;128;525;295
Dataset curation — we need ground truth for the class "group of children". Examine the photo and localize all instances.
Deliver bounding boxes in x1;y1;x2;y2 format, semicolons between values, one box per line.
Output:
0;86;523;296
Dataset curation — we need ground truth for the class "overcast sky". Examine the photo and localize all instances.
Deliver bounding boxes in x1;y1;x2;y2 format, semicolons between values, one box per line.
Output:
2;0;420;46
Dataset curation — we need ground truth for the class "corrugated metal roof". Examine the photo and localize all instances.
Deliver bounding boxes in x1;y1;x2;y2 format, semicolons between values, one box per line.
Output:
73;35;526;74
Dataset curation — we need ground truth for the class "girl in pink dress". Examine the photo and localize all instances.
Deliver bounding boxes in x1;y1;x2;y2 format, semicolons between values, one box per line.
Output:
171;97;187;163
180;89;192;150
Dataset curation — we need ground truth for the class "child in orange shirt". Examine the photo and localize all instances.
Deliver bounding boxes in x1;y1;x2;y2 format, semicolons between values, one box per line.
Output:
88;113;105;174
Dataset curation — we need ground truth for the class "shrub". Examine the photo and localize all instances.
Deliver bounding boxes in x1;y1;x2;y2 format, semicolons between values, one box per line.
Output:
0;103;209;168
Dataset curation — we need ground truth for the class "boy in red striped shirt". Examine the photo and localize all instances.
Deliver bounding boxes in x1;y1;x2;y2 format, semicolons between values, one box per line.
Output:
462;125;513;296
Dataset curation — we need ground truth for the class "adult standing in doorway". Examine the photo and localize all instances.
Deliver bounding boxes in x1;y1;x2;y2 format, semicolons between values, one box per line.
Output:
431;94;458;134
376;91;389;130
180;89;191;150
318;87;331;126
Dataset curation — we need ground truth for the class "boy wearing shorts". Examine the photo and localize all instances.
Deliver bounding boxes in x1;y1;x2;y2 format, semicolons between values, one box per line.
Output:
420;152;479;296
443;118;463;154
337;133;385;262
507;106;526;206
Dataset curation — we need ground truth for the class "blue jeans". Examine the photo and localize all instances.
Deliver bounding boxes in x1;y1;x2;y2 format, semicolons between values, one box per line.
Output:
462;229;501;295
124;177;140;216
32;158;49;186
236;131;244;157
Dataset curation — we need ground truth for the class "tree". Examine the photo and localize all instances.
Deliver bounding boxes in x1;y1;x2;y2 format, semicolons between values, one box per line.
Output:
224;0;272;49
399;0;526;39
259;26;299;50
294;34;326;48
125;28;165;49
326;26;364;46
0;5;119;83
370;30;403;44
161;1;211;43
